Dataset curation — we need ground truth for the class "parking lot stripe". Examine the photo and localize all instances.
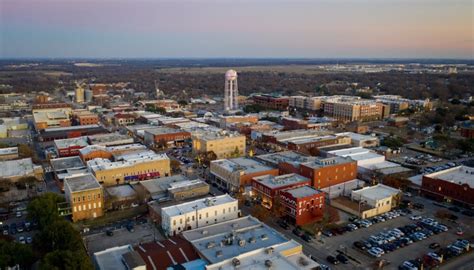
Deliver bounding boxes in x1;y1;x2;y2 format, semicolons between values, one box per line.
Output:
168;238;177;245
147;256;157;270
138;245;146;252
156;241;164;248
179;248;189;262
167;250;177;264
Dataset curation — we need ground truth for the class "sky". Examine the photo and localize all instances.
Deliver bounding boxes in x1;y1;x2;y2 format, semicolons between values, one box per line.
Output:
0;0;473;59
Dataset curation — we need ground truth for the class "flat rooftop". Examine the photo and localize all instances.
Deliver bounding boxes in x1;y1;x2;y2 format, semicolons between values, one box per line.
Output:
182;215;291;264
161;194;236;217
253;173;310;189
88;132;133;146
284;185;322;198
302;156;354;169
425;166;474;188
139;174;190;195
64;173;101;193
255;151;315;167
54;136;89;149
352;184;400;201
43;124;101;133
0;158;35;178
105;185;137;198
87;151;169;171
211;158;275;174
145;127;185;135
50;156;85;171
336;132;379;142
193;130;244;141
94;245;134;270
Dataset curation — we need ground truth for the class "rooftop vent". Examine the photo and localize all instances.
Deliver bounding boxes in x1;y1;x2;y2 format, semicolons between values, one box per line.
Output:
265;260;273;267
261;234;268;240
266;247;274;254
249;237;256;243
238;239;246;247
232;258;241;266
299;257;309;266
232;223;239;229
206;241;215;249
216;250;223;257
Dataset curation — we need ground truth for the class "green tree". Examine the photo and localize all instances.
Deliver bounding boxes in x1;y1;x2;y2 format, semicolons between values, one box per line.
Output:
0;239;35;269
178;100;188;106
27;192;65;229
40;250;93;270
35;219;84;252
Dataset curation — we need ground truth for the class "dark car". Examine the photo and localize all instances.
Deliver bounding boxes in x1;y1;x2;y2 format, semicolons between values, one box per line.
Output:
277;220;290;230
322;230;333;237
10;223;17;235
336;253;349;264
106;229;114;236
429;243;440;249
461;210;474;217
126;222;134;232
326;256;339;265
301;233;312;242
449;206;460;212
354;241;366;250
292;227;304;237
413;203;424;210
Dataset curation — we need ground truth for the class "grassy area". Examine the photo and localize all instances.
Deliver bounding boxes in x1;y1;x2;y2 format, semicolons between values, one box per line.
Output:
75;205;147;229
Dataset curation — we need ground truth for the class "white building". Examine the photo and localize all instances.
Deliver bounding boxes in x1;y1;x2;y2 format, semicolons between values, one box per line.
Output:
161;194;239;236
335;132;380;147
224;70;239;111
351;184;401;218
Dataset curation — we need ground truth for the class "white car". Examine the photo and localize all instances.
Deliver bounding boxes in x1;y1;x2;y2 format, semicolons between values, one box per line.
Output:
410;215;422;220
402;261;418;270
427;252;442;262
367;248;381;258
18;236;25;244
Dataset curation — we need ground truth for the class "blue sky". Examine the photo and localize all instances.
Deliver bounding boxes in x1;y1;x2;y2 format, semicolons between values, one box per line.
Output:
1;0;472;59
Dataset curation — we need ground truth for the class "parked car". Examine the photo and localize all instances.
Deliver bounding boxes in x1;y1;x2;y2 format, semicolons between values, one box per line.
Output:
326;256;339;265
106;229;114;236
336;253;348;264
353;241;366;250
301;233;312;242
429;243;440;249
292;227;304;237
26;237;33;244
277;220;290;230
322;230;333;237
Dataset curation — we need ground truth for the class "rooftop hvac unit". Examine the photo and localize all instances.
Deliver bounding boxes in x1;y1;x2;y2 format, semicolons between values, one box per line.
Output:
261;234;268;240
202;230;208;235
248;237;256;243
265;260;273;267
206;241;215;249
266;247;274;254
299;257;309;266
216;250;223;257
232;258;241;266
238;239;246;247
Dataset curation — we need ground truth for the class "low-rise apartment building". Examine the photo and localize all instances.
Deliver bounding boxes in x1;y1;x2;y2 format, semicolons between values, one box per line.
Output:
87;151;170;186
252;94;289;111
159;194;239;236
323;96;383;122
64;173;104;222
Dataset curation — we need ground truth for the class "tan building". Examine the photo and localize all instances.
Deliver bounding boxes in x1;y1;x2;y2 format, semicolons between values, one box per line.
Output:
324;98;383;122
32;104;73;131
219;115;259;128
87;151;170;186
289;96;323;112
192;131;246;159
64;173;104;222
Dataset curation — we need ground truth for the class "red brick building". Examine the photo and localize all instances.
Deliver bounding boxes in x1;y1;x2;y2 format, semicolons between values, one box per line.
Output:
280;186;325;225
421;166;474;208
144;127;191;147
253;94;289;111
299;156;357;189
54;137;89;157
460;122;474;139
252;173;311;209
114;113;135;126
78;114;99;125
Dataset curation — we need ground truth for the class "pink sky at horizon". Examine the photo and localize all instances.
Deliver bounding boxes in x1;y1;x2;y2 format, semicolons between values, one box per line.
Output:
1;0;473;58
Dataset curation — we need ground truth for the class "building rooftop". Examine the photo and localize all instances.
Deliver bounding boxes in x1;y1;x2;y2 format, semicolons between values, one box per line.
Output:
255;151;315;167
284;185;322;198
88;132;134;146
425;166;474;188
207;242;319;270
145;127;185;136
335;132;379;142
211;158;275;175
43;124;101;133
192;129;244;141
87;151;169;172
139;174;190;195
93;245;135;270
302;156;354;169
50;156;85;171
0;158;36;178
64;173;101;193
253;173;310;189
0;147;18;156
105;185;137;199
54;136;89;149
161;194;236;217
352;184;400;201
182;215;292;265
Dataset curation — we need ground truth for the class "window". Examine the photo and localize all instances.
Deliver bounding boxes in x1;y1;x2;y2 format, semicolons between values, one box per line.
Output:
93;203;96;208
192;216;195;221
223;209;226;214
173;220;176;226
98;194;101;199
180;219;183;224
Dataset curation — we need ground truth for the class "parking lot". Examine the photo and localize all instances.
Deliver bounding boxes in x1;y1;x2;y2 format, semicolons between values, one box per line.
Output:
1;208;38;245
256;193;474;270
83;219;164;254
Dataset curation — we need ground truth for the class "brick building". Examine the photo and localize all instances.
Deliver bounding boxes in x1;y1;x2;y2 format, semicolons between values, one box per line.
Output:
114;113;135;126
252;173;311;209
64;173;104;222
54;136;89;157
280;186;325;225
299;156;357;189
421;166;474;207
210;157;279;193
460;121;474;139
77;114;99;125
144;127;191;147
252;94;289;111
